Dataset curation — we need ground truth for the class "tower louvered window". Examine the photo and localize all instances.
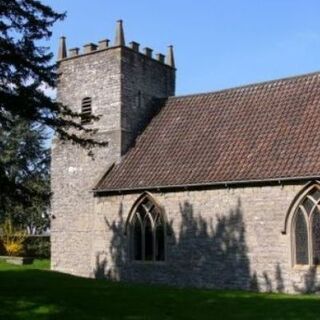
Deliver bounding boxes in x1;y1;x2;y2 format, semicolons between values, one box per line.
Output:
128;194;166;262
292;184;320;266
81;97;92;124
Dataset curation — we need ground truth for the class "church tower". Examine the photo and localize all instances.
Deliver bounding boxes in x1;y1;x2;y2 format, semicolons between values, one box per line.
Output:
51;21;176;276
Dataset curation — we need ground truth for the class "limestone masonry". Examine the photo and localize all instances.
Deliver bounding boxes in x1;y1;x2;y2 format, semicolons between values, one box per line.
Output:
51;21;320;293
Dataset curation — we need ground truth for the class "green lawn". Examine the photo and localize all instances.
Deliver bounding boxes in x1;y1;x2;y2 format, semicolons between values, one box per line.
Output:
0;260;319;320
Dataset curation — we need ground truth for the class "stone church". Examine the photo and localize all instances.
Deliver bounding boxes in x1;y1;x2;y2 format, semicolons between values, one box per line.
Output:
51;21;320;293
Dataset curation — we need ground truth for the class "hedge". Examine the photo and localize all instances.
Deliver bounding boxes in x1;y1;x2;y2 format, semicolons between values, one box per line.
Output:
0;235;50;258
23;236;50;258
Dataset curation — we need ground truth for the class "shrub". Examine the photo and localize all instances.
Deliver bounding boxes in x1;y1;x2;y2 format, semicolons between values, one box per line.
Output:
4;242;24;256
24;236;50;258
0;219;27;256
0;240;4;255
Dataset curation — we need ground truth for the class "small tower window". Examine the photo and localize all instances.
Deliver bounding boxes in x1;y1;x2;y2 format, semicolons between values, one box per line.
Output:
81;97;92;124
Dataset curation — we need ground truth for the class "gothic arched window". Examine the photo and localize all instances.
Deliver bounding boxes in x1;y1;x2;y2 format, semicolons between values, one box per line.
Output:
292;184;320;266
81;97;92;124
128;194;166;262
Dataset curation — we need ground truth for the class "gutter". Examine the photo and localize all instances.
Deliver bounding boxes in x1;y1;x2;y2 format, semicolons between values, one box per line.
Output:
92;175;320;195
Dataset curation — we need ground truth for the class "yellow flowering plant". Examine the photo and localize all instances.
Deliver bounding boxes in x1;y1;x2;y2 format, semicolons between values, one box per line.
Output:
0;219;27;256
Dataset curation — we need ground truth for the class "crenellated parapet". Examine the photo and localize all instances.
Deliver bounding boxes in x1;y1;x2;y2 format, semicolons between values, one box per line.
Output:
57;20;175;68
52;17;176;280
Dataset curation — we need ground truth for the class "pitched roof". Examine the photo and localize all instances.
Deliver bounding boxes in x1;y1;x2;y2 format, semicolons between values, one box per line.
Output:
95;71;320;193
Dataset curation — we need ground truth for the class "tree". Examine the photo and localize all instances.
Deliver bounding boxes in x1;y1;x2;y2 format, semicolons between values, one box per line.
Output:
0;115;50;233
0;0;99;137
0;1;100;220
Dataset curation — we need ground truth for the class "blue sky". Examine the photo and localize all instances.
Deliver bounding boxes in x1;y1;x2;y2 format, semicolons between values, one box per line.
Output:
44;0;320;95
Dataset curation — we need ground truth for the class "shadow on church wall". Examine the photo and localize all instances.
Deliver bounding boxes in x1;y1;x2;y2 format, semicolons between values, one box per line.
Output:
293;267;320;293
250;263;285;293
94;203;126;280
96;198;253;289
95;196;320;293
168;199;251;289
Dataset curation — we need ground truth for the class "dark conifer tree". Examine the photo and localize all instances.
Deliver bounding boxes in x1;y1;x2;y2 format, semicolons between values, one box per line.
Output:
0;1;97;228
0;116;50;232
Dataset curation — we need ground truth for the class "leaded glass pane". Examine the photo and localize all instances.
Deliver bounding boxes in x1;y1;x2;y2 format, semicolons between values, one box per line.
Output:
132;219;142;260
130;195;165;262
155;224;165;261
312;212;320;265
295;210;309;265
149;205;158;220
302;197;314;215
144;218;153;261
309;188;320;202
138;207;147;220
142;199;153;211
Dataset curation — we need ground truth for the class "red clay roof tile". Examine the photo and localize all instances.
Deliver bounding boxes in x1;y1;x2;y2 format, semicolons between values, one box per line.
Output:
96;72;320;192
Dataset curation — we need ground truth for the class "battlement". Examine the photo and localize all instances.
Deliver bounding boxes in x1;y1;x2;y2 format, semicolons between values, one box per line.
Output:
52;19;176;278
57;20;175;69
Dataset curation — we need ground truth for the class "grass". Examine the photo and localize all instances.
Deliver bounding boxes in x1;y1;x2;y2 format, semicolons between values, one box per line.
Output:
0;258;50;270
0;261;319;320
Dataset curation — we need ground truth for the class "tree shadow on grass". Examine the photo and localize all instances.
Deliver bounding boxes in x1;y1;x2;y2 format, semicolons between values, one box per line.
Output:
1;267;320;320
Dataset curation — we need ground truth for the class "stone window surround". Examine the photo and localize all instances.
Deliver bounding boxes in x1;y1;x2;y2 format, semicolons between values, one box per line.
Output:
288;182;320;269
125;192;169;263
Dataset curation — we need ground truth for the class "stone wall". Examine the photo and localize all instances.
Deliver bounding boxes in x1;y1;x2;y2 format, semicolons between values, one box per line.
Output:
51;133;119;276
51;39;318;293
51;48;123;276
51;45;175;276
121;47;175;153
92;182;320;293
